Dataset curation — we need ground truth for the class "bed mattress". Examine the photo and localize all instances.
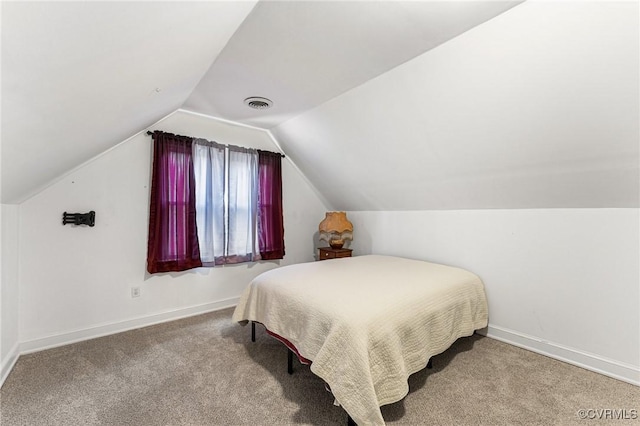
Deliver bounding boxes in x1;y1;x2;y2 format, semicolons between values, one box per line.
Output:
232;255;489;425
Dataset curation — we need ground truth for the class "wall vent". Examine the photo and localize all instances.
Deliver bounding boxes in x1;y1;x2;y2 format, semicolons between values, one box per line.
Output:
244;97;273;109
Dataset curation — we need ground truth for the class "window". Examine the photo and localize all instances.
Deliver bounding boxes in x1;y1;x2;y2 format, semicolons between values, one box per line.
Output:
193;140;259;265
147;131;284;274
192;140;225;265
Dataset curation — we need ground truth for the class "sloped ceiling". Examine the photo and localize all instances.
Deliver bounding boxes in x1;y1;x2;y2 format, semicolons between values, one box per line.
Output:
1;1;257;203
3;1;638;210
183;0;522;128
271;1;640;210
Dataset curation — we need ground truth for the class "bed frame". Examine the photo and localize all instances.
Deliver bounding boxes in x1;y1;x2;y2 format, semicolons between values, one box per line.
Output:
250;321;432;426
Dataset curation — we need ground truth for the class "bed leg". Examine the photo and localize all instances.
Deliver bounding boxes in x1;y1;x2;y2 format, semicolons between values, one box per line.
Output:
427;358;433;369
287;349;293;375
347;413;356;426
251;321;256;342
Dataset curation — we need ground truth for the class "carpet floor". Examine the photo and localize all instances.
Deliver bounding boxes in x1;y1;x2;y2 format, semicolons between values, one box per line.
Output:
1;307;638;425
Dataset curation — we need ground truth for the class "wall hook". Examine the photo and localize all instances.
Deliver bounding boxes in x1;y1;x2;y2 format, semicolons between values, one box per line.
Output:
62;211;95;227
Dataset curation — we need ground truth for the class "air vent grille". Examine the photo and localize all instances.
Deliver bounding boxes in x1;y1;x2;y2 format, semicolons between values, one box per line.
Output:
244;97;273;109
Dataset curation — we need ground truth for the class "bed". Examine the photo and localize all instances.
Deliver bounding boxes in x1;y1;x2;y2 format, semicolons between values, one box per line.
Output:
232;255;489;425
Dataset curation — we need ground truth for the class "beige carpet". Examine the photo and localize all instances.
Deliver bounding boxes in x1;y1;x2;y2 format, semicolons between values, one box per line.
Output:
1;307;638;425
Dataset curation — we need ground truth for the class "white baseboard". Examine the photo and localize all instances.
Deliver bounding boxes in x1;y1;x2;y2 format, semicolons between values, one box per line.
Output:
481;324;640;387
20;298;239;355
0;342;20;389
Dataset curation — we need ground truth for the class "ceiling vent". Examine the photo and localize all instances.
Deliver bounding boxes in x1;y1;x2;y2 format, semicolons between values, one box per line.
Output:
244;97;273;109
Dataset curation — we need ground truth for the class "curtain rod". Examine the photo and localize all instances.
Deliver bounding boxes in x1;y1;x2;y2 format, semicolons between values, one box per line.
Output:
146;130;285;158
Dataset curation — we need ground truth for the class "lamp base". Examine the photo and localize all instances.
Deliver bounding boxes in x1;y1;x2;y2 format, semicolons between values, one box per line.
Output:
329;239;344;249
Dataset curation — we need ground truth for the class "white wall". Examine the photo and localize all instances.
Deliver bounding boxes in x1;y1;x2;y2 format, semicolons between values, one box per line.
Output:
348;209;640;384
1;204;20;386
17;110;327;351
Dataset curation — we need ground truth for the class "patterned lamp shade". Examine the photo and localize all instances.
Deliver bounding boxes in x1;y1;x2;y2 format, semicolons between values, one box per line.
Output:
319;212;353;249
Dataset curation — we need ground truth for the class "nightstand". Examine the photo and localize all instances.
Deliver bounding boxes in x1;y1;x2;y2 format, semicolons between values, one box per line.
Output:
318;247;352;261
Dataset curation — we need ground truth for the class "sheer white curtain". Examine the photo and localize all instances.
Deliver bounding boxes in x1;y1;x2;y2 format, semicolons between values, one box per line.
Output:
227;146;259;263
193;141;259;265
192;139;225;265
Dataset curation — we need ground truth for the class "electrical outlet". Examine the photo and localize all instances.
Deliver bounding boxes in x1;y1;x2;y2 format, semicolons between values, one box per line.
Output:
131;287;141;298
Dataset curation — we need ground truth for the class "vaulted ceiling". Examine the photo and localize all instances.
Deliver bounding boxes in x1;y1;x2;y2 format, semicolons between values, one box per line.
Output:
184;0;522;128
2;1;638;209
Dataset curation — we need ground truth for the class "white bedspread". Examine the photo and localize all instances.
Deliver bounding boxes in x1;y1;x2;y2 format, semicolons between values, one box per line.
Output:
232;255;488;425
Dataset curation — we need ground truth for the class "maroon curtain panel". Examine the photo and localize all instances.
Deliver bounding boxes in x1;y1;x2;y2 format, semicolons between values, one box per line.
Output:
147;131;202;273
257;150;285;260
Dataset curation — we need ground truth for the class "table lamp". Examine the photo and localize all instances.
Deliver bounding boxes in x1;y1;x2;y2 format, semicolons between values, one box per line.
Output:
319;212;353;249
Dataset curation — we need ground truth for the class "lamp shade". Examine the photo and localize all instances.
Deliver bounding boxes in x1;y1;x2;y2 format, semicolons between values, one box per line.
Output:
319;212;353;249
